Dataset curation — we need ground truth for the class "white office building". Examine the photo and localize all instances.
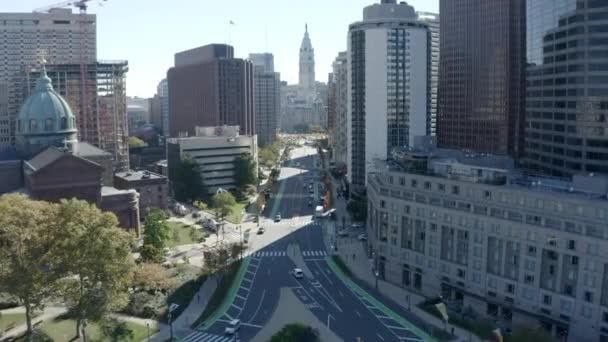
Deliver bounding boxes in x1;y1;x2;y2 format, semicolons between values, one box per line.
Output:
347;0;430;193
157;79;169;137
167;126;257;194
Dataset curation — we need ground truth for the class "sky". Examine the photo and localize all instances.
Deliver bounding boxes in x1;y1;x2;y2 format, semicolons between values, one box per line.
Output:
11;0;439;97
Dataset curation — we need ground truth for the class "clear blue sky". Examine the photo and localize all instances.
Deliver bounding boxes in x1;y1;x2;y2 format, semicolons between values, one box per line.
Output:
11;0;438;97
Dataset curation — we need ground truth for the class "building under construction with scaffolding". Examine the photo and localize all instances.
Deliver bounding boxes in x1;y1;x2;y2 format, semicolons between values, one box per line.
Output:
26;61;130;171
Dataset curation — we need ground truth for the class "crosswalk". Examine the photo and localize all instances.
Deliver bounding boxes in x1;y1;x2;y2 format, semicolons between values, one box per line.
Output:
183;331;240;342
251;250;328;258
302;250;327;257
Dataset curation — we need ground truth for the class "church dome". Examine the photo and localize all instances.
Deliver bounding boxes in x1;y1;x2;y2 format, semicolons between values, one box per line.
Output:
17;66;77;137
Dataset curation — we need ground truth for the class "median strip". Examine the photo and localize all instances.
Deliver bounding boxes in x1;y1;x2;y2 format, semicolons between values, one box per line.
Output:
326;258;437;342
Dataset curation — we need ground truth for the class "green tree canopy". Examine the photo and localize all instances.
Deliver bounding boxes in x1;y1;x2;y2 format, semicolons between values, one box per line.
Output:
51;199;135;339
171;155;204;203
143;210;170;249
128;136;146;148
234;153;258;189
270;323;320;342
100;318;134;342
212;192;236;219
0;194;59;337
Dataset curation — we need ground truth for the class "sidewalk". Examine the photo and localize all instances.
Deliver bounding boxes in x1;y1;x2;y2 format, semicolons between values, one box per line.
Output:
149;274;219;342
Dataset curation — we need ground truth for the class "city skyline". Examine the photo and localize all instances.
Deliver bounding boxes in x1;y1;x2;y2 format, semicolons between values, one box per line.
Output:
7;0;439;98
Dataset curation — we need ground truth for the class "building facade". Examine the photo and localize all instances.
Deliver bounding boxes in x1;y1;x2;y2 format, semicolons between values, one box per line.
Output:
299;24;316;94
367;147;608;342
525;0;608;178
249;53;280;146
329;52;348;167
167;44;255;138
418;12;440;137
437;0;526;158
114;170;168;215
167;126;257;194
347;0;430;193
0;8;96;148
157;79;169;137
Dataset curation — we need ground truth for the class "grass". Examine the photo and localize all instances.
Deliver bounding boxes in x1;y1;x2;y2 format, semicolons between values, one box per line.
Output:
332;255;352;277
166;222;204;248
225;202;248;224
0;313;25;333
11;318;154;342
191;260;242;328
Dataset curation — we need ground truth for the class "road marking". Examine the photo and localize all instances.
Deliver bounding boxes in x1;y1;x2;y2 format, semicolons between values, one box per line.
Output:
400;338;424;342
376;333;385;341
355;310;362;317
386;325;411;331
235;294;246;301
223;312;234;321
248;289;266;324
231;303;241;311
241;322;263;329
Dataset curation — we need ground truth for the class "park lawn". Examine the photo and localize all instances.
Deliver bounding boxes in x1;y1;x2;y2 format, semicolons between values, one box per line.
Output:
0;313;25;332
40;318;152;342
166;222;203;248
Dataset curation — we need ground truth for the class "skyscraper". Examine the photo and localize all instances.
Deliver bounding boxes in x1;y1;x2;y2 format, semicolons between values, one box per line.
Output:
0;8;96;147
167;44;255;137
437;0;526;157
249;53;280;146
347;0;430;193
157;79;169;137
418;12;440;136
525;0;608;178
329;52;348;168
299;24;316;93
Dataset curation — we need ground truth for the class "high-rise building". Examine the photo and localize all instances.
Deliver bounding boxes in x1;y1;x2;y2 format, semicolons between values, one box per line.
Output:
418;12;440;136
299;24;316;93
149;94;162;131
0;9;96;148
249;53;280;146
328;52;348;168
525;0;608;178
157;79;169;137
437;0;526;158
167;44;255;138
347;0;430;193
26;62;130;172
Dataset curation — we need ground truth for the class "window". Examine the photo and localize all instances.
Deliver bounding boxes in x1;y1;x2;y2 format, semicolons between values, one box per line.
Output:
452;185;460;195
438;184;445;192
584;291;593;303
525;275;534;284
457;269;465;278
568;240;576;250
543;295;552;305
60;117;67;129
44;118;54;131
411;179;417;188
29;119;38;132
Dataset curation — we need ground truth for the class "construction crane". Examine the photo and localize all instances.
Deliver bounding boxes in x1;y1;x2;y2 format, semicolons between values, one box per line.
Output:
33;0;107;143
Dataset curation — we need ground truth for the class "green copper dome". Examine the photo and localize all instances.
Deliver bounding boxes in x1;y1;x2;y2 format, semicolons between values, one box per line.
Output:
17;66;77;137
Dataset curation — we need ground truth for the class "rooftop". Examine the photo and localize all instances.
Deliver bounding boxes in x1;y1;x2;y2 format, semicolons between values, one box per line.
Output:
115;170;166;182
101;186;137;197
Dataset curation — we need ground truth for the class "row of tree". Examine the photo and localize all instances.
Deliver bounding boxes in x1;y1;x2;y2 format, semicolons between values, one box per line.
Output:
0;194;135;340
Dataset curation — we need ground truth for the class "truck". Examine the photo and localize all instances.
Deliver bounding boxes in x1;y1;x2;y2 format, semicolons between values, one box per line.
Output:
315;206;324;218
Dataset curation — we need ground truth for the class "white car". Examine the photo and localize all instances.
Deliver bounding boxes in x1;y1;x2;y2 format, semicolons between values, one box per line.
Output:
338;230;348;237
357;234;368;241
293;268;304;279
225;319;241;334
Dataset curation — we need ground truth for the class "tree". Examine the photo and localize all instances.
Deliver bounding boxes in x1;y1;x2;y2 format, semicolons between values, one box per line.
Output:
140;209;171;263
212;191;236;219
508;325;552;342
132;263;176;294
171;155;204;203
0;194;58;339
234;153;258;189
51;199;135;340
128;136;146;149
270;323;320;342
100;318;134;342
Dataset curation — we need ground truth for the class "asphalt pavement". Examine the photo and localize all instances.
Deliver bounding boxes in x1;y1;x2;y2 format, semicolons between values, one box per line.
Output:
178;145;438;342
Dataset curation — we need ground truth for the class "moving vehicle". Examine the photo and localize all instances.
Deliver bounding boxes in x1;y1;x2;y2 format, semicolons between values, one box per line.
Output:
257;227;265;235
293;268;304;279
315;206;324;217
274;214;282;222
225;319;241;334
352;223;364;229
338;230;348;237
358;234;368;241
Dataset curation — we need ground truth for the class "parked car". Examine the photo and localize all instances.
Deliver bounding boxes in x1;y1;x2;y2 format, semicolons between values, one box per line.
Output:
257;227;265;235
225;319;241;334
274;214;282;222
338;230;348;237
357;234;368;241
293;268;304;279
351;223;364;229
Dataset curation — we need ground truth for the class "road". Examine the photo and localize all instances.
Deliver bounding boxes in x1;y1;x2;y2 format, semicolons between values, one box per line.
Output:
178;145;438;342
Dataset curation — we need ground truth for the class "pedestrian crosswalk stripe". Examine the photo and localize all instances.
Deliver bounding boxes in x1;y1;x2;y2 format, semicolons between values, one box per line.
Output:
184;331;240;342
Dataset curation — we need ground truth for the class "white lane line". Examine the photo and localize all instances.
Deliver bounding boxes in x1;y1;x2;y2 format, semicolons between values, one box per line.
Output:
246;270;255;276
223;312;234;320
400;338;424;342
241;322;263;329
248;289;266;324
206;335;225;342
376;333;385;341
236;294;246;301
385;325;411;331
231;303;242;311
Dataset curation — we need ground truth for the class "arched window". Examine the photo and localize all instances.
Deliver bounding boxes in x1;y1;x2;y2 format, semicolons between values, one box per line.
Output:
60;117;67;129
45;118;54;131
29;119;37;132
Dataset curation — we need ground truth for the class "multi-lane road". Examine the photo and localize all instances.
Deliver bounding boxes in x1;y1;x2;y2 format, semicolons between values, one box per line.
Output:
179;145;438;342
